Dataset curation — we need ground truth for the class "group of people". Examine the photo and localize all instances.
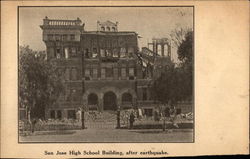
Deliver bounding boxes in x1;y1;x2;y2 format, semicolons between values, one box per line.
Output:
77;104;182;129
123;104;181;129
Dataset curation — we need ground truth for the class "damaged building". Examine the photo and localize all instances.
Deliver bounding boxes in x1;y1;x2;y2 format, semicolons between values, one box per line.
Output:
40;17;188;120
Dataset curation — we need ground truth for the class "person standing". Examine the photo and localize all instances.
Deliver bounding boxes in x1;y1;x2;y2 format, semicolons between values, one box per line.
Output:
116;107;121;129
164;107;171;132
129;111;135;129
170;105;179;128
81;106;86;129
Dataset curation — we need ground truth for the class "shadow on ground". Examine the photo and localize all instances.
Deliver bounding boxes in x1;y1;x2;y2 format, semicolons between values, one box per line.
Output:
130;129;193;134
21;130;76;136
120;123;193;129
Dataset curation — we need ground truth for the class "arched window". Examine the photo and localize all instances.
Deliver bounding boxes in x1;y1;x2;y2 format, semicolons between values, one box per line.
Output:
101;27;105;31
106;27;110;31
122;93;132;104
112;27;116;31
88;93;98;105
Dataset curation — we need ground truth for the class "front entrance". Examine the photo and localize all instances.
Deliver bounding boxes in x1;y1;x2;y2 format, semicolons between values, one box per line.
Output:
103;91;117;110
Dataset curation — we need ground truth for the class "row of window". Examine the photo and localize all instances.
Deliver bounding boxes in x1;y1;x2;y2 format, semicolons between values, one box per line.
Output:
84;47;135;58
65;68;78;81
49;47;135;59
47;34;75;41
87;92;132;105
59;89;81;102
50;110;76;119
100;26;117;32
85;67;135;80
48;47;78;59
66;89;81;102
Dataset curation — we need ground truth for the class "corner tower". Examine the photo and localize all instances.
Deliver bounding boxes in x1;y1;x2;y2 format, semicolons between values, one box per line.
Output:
40;17;84;119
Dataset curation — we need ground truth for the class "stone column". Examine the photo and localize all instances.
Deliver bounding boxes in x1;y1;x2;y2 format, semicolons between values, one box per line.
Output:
167;43;171;58
152;41;156;54
117;96;122;110
62;109;67;119
161;44;164;56
155;43;158;55
99;98;103;112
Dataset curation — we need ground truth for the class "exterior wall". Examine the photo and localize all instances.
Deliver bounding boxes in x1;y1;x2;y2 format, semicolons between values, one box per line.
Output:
40;18;183;120
83;80;137;110
81;32;140;111
41;18;84;119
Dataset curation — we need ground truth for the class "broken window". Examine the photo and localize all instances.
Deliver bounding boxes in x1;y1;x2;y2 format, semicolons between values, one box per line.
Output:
113;48;119;57
48;34;53;41
120;47;126;58
129;68;134;76
106;49;112;57
71;68;77;80
100;49;105;57
57;110;62;119
92;48;98;58
55;34;61;41
85;69;91;79
106;68;113;78
72;89;78;101
92;68;98;79
128;47;134;57
121;68;126;79
50;110;55;119
101;68;106;79
142;88;147;101
71;47;76;56
65;68;70;81
48;47;55;58
62;34;67;41
70;34;75;40
113;68;118;79
84;49;89;58
56;48;61;59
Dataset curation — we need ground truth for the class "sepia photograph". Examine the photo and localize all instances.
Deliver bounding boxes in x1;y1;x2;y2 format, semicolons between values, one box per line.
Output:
18;6;194;143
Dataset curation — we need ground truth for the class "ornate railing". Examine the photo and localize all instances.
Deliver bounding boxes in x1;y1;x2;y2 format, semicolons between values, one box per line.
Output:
43;16;82;26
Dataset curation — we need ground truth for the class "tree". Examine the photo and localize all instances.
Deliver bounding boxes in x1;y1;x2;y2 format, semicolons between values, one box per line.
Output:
150;30;193;131
177;31;193;63
170;27;192;48
19;45;64;124
177;31;193;101
151;64;182;105
151;30;194;105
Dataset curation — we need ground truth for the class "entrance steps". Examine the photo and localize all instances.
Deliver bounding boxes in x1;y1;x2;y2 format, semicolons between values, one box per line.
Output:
86;111;117;122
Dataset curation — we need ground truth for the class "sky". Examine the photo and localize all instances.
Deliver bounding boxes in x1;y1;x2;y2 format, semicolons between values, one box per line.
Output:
19;7;193;52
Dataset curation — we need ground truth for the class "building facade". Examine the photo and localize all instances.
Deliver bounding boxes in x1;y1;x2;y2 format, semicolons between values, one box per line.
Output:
40;17;158;119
